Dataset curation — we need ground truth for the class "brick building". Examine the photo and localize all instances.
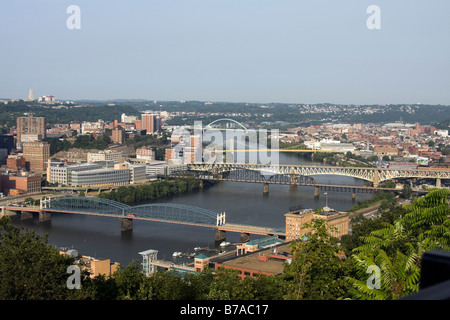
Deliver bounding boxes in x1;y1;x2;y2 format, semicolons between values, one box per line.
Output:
0;174;41;195
284;207;349;241
22;141;50;173
136;146;156;160
111;126;125;144
214;241;293;279
16;115;46;149
6;155;26;171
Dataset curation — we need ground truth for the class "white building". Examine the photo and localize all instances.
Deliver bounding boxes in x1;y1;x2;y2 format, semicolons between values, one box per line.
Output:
46;162;103;186
87;150;125;163
434;130;448;137
121;113;138;123
129;164;147;184
71;167;130;187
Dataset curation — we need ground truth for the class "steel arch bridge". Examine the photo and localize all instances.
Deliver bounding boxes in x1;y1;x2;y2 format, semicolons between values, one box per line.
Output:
204;118;249;132
40;196;225;227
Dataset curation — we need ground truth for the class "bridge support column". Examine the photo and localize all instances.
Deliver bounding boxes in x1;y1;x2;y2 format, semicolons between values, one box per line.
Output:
199;179;204;189
215;228;226;242
373;171;380;188
314;186;320;198
1;207;16;217
436;178;441;188
240;232;251;243
121;218;133;232
39;210;51;222
263;183;269;194
21;211;33;220
352;190;356;201
290;175;297;185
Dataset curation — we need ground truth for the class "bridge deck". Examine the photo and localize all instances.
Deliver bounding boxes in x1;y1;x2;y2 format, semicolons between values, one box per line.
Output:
218;223;285;236
2;206;284;236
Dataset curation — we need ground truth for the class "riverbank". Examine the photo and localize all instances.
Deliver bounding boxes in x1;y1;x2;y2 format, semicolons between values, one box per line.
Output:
347;201;383;219
95;177;214;205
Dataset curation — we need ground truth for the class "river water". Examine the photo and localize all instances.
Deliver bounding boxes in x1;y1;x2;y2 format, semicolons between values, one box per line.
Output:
11;153;372;266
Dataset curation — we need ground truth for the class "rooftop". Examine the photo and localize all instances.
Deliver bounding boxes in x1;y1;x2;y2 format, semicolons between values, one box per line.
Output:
216;242;293;276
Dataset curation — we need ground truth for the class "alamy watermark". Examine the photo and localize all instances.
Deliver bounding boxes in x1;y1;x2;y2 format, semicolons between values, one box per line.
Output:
170;120;279;168
367;5;381;30
66;265;81;289
65;4;380;31
366;265;381;289
66;5;81;30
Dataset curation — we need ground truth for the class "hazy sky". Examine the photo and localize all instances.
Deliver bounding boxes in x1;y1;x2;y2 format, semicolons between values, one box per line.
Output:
1;0;449;105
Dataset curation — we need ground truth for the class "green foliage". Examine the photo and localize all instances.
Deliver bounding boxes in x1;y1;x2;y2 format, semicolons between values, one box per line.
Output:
347;191;396;212
283;219;350;300
0;100;140;128
0;217;79;299
346;189;450;299
98;178;201;205
72;133;111;150
1;188;448;301
47;137;72;155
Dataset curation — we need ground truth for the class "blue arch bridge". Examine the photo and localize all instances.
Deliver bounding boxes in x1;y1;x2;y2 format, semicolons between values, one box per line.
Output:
1;197;285;242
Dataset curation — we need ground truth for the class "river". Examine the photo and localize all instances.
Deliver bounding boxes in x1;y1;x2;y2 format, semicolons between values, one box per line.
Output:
11;152;372;266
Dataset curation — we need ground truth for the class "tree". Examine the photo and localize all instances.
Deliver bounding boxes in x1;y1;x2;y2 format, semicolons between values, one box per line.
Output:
112;260;147;299
401;184;413;199
283;218;350;300
346;189;450;299
0;217;79;299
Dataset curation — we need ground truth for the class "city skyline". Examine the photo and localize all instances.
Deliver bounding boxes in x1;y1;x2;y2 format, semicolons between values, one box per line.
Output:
1;1;450;105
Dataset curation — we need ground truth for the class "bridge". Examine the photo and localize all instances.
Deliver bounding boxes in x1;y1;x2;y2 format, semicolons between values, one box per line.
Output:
186;163;450;189
1;196;284;242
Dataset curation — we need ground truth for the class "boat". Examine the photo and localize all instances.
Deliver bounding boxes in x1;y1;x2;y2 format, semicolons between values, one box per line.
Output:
172;251;182;257
220;241;231;247
194;246;202;251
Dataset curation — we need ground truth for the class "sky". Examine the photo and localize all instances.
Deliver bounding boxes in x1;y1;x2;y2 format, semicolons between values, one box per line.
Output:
1;0;450;105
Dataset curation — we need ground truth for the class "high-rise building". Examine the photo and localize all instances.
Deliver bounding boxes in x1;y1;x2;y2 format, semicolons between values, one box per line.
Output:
28;89;34;101
0;135;14;154
22;141;50;173
141;113;161;134
16;114;46;149
111;126;125;144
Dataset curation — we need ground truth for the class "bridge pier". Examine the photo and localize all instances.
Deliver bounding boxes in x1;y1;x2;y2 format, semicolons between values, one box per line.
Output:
121;218;133;232
21;211;33;221
314;186;320;198
263;183;269;194
215;228;226;242
290;175;297;185
199;179;204;189
436;178;441;188
240;232;251;243
39;210;51;222
352;190;356;201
